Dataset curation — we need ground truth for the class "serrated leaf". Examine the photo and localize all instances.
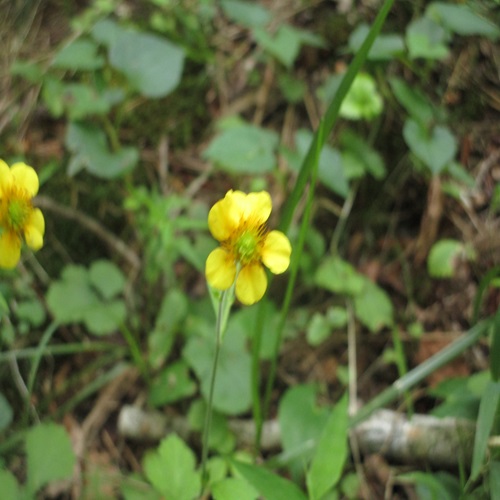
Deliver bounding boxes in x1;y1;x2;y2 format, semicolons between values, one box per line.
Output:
339;73;383;120
89;260;126;300
427;239;464;278
403;119;457;174
26;423;76;494
212;477;258;500
143;434;200;500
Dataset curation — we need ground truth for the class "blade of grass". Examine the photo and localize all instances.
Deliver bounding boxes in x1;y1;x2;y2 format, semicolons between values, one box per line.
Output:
253;0;397;451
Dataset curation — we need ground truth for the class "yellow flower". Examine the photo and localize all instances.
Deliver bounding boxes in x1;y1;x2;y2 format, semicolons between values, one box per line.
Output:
206;190;291;305
0;160;45;269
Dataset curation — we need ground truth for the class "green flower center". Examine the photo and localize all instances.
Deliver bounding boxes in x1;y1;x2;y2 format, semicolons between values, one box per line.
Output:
7;196;31;231
235;231;259;264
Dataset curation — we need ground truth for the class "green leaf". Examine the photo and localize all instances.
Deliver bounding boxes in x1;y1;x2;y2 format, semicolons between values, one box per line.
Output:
427;239;464;278
149;289;188;369
109;30;185;98
0;469;20;500
89;260;126;300
253;25;322;68
403;119;457;174
339;73;383;121
406;17;449;60
426;2;500;39
10;59;44;83
399;471;460;500
314;256;365;296
353;278;394;333
220;0;271;28
66;122;139;178
204;120;279;174
212;477;258;500
0;392;13;432
183;323;251;415
340;130;386;179
491;311;500;382
83;299;126;336
52;38;105;70
143;434;200;500
149;360;197;406
389;77;435;127
26;423;76;494
286;129;348;198
307;394;349;500
232;461;307;500
471;381;500;481
348;24;405;61
278;384;330;479
491;461;500;500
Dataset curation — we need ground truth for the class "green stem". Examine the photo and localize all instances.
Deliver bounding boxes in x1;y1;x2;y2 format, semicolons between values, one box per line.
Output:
120;323;150;385
351;319;490;426
391;325;414;416
251;302;266;455
201;289;226;490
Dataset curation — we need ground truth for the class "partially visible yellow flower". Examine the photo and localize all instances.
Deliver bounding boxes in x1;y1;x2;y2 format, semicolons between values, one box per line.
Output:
0;160;45;269
205;190;291;305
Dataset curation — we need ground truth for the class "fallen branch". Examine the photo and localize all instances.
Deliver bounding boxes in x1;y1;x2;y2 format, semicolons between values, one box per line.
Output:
117;406;475;468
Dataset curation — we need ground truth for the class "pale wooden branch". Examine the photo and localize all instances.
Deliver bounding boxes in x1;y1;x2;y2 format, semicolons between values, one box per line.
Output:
117;406;475;468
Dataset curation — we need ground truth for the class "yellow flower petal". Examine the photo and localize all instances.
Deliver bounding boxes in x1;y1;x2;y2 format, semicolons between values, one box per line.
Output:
245;191;272;224
0;231;21;269
208;191;241;242
262;230;291;274
0;159;12;195
236;263;267;305
24;208;45;250
11;163;39;196
206;247;237;290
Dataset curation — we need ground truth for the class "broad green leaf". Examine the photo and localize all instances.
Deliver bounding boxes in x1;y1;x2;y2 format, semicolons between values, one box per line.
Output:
307;313;333;346
149;289;188;368
183;323;251;415
220;0;271;28
285;129;348;198
148;360;197;406
340;130;386;179
339;73;383;121
315;256;365;296
0;392;13;431
389;77;435;127
406;17;449;60
353;278;394;333
491;461;500;500
212;477;258;500
89;260;126;300
399;471;460;500
109;30;185;98
52;38;105;70
427;239;464;278
83;300;126;336
307;394;349;500
66;122;138;178
204;121;278;174
26;423;76;494
10;59;44;83
91;18;125;46
232;461;307;500
471;381;500;481
143;434;200;500
0;469;20;500
491;311;500;381
253;25;323;68
426;2;500;39
403;119;457;174
348;24;404;61
278;384;330;479
15;299;46;327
